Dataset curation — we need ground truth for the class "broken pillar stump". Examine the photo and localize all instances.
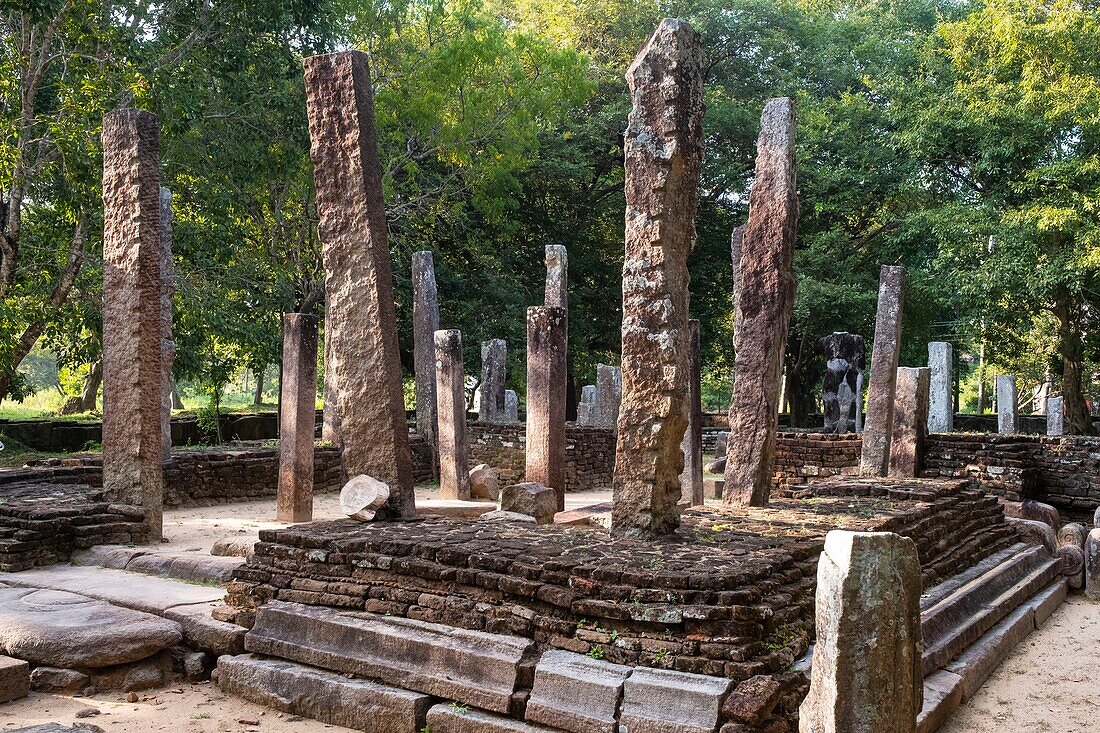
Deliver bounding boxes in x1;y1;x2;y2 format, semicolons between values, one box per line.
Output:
277;313;319;523
888;366;930;479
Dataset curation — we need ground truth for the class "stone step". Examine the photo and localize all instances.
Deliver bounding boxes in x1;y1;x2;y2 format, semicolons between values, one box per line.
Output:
920;544;1061;674
72;544;244;584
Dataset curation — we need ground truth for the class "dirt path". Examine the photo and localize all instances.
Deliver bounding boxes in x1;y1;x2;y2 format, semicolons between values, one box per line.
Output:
939;594;1100;733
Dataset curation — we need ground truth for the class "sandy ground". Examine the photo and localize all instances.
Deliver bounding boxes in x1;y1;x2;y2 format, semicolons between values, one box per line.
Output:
939;595;1100;733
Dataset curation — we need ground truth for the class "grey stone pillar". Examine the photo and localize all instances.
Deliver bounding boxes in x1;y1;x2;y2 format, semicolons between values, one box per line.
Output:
526;306;567;509
724;97;799;507
1047;396;1065;436
101;108;166;542
859;265;906;477
545;245;568;312
594;364;622;429
504;390;519;423
888;367;930;479
997;375;1019;434
611;19;703;537
304;51;415;519
927;342;953;433
277;313;318;522
159;188;175;461
479;339;507;423
412;251;440;443
800;531;923;733
680;319;703;506
435;329;470;500
577;385;596;426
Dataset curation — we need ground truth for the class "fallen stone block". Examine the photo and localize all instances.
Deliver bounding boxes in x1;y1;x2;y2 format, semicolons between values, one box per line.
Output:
553;502;613;526
619;666;733;733
525;650;631;733
469;464;501;501
211;538;254;558
219;653;430;733
0;655;30;703
88;648;172;692
163;602;247;656
29;667;90;694
341;474;390;521
498;483;558;524
245;601;533;713
426;703;558;732
479;510;537;524
722;675;783;726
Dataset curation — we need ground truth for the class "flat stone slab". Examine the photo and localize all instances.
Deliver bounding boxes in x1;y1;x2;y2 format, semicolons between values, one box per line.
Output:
71;545;243;584
426;704;558;732
0;654;30;703
525;650;631;733
619;666;733;733
163;602;247;656
218;653;430;733
553;502;612;526
416;499;497;518
0;587;182;668
0;565;223;615
916;670;963;733
245;600;534;713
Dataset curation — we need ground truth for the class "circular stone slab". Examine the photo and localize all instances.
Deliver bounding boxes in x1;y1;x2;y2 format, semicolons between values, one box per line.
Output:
0;587;183;668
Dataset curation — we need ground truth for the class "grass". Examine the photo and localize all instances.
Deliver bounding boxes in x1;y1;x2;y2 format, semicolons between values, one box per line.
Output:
0;435;69;468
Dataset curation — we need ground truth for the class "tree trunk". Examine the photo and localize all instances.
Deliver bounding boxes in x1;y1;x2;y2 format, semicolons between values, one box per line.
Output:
253;366;265;405
1054;291;1092;435
171;378;184;409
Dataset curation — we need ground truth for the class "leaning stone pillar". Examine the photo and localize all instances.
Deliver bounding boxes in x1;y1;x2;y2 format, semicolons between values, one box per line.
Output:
997;375;1019;434
479;339;507;423
724;97;798;507
159;188;175;461
680;319;703;506
277;313;318;522
304;51;415;518
888;367;930;479
526;307;567;509
412;251;440;444
610;19;703;537
800;530;923;733
927;342;953;433
1047;396;1065;436
435;329;470;500
859;265;906;477
101;108;166;542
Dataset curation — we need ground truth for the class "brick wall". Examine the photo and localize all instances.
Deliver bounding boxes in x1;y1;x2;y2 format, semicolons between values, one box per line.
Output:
458;423;616;491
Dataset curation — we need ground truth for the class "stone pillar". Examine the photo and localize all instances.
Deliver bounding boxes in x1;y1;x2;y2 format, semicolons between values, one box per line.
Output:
1085;528;1100;601
799;531;923;733
479;339;507;423
412;251;440;443
997;375;1019;435
545;245;568;313
724;97;798;508
927;342;953;434
277;313;318;522
594;364;622;429
101;108;166;542
820;332;865;434
435;329;470;500
731;224;745;339
159;188;175;461
611;19;703;537
1047;396;1065;437
526;306;567;509
859;266;906;477
304;51;415;518
322;310;340;444
680;319;703;506
504;390;519;423
577;385;597;426
887;367;930;479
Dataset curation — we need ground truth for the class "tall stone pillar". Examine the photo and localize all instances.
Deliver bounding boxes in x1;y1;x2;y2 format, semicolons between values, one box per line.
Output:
680;319;703;506
888;367;930;479
577;385;597;426
322;309;340;444
159;187;175;461
412;251;440;443
997;375;1019;435
731;224;745;342
278;313;318;522
526;306;567;509
927;342;953;433
611;19;703;537
724;97;798;507
101;108;166;541
800;531;922;733
545;245;568;313
594;364;622;429
859;265;906;477
435;329;470;500
504;390;519;423
1047;396;1065;436
820;332;864;434
304;51;415;519
479;339;507;423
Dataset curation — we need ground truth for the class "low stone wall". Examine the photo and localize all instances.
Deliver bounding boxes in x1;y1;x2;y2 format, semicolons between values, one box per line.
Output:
457;424;617;491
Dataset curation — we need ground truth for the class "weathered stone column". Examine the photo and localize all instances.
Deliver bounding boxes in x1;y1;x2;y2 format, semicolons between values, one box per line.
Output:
594;364;622;429
545;245;568;313
412;251;440;444
731;224;745;339
820;332;864;434
610;19;703;537
997;375;1019;434
159;188;175;461
577;384;597;426
277;313;318;522
322;309;340;444
526;306;567;509
927;342;953;433
479;339;508;423
1084;528;1100;601
504;390;519;423
101;108;166;542
1047;396;1065;436
799;531;922;733
304;51;415;518
859;266;906;477
680;319;703;505
435;329;470;500
887;367;930;479
724;97;798;508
